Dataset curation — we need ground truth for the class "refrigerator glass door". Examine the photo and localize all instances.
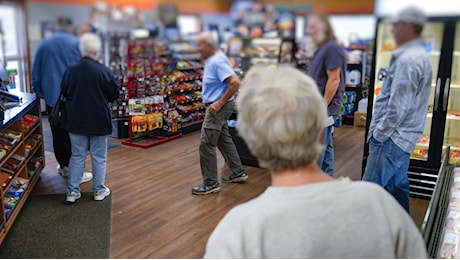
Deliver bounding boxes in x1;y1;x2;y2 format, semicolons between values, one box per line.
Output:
411;22;445;162
445;22;460;164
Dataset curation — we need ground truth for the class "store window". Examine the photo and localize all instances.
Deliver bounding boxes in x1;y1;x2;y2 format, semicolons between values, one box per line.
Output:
0;2;28;92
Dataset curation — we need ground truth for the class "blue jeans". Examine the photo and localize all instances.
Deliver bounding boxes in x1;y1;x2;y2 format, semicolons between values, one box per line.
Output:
362;137;411;213
67;133;108;194
317;123;334;176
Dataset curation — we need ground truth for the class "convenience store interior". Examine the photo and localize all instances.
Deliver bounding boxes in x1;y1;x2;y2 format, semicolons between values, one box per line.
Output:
0;0;459;258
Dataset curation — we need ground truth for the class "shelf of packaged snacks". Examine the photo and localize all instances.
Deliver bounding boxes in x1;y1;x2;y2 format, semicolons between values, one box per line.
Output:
121;109;183;148
169;44;205;136
5;163;44;224
0;93;44;244
120;37;185;148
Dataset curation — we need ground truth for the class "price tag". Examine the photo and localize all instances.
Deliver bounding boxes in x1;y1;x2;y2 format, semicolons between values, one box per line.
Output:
444;232;459;245
452;191;460;199
448;210;460;219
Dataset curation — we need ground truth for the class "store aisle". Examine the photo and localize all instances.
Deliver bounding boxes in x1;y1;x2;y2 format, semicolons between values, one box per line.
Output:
33;125;428;258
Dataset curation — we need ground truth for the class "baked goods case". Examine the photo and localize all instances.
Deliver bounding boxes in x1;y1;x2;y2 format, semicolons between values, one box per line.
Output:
226;37;296;74
437;165;460;259
423;163;460;259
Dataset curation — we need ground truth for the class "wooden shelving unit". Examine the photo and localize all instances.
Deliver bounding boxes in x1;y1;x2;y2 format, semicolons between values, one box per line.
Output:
0;93;45;244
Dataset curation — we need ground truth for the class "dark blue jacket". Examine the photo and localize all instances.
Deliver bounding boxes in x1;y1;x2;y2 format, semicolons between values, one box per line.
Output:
31;30;81;107
62;57;119;135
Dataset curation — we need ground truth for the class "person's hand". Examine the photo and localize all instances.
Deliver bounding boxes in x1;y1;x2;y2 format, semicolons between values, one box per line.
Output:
37;93;44;99
210;101;224;115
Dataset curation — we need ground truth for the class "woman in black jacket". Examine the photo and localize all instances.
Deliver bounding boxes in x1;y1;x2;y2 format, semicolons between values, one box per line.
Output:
62;33;120;203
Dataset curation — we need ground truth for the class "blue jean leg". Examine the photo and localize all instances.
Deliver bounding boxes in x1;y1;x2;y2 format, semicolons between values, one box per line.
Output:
88;135;108;193
67;133;89;194
317;124;334;176
363;137;411;213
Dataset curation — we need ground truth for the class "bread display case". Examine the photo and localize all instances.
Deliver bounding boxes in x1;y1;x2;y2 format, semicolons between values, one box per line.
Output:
422;146;460;258
227;37;296;74
226;37;295;168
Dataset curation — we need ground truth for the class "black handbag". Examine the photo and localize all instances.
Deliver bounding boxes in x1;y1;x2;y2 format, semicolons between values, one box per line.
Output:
49;71;70;129
48;94;67;128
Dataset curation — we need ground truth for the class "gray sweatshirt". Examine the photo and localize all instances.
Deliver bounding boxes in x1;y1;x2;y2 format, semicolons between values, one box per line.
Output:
204;178;427;258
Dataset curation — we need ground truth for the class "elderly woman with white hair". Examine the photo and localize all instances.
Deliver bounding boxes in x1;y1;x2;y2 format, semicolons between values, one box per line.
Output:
203;66;427;259
62;33;119;203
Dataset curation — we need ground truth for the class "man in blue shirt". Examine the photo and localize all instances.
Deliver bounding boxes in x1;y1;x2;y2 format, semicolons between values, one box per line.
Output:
31;17;92;183
192;31;247;195
362;6;432;213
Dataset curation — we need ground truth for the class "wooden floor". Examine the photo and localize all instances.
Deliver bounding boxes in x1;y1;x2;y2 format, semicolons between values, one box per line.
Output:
33;124;429;258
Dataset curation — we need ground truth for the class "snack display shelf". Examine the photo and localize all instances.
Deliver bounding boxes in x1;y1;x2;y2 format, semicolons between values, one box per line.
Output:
0;93;45;244
5;163;43;223
171;44;205;135
121;38;185;148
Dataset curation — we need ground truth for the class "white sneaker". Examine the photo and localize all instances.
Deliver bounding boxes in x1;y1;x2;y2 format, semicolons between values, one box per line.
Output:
66;191;81;203
58;164;92;184
81;172;93;183
94;188;110;201
57;165;68;177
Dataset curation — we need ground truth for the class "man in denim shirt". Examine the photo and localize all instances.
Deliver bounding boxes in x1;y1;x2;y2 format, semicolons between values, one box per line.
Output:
363;6;432;213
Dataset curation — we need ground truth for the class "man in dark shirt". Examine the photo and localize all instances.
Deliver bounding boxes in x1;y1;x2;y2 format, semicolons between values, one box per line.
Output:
307;14;346;177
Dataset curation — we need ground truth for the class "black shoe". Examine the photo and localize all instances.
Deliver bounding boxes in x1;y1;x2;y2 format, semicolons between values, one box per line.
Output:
222;170;248;183
192;182;221;195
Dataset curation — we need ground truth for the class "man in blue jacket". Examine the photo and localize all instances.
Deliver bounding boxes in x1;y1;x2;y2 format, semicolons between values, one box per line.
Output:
31;17;92;183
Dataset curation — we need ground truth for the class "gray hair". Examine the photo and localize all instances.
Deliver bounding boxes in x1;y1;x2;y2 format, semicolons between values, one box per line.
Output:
79;33;102;56
197;31;216;47
236;65;326;171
